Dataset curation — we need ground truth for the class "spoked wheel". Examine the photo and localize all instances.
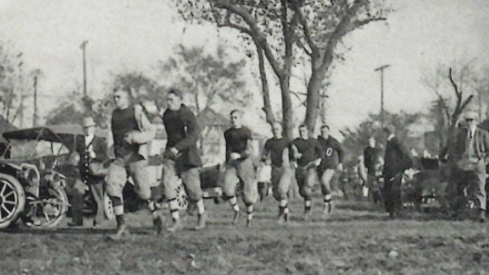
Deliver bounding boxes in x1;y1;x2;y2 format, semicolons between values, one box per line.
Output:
0;174;25;228
23;188;69;228
103;192;115;220
176;185;188;210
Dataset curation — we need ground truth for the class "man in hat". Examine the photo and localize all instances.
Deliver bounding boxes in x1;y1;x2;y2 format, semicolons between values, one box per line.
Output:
382;124;412;218
451;110;489;222
68;117;108;227
161;88;207;232
106;86;156;239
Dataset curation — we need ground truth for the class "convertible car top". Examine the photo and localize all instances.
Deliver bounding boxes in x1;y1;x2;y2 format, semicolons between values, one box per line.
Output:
3;125;107;152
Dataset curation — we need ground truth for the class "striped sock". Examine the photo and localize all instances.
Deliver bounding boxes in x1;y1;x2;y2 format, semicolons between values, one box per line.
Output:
196;199;205;215
305;199;311;212
147;200;158;217
246;204;254;222
229;196;240;212
324;194;332;205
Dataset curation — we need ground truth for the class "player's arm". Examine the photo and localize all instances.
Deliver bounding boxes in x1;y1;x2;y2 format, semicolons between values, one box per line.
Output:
174;109;201;151
261;140;271;162
291;141;301;160
224;131;232;161
335;138;344;164
334;138;344;170
482;129;489;162
131;104;156;144
315;140;324;160
106;120;115;159
241;129;254;158
282;147;291;167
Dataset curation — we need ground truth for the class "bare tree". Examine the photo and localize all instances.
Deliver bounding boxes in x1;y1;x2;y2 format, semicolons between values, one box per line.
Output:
172;0;389;138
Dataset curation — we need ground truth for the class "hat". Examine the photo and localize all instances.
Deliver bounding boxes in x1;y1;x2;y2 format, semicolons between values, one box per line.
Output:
82;117;96;128
464;110;478;120
383;124;395;134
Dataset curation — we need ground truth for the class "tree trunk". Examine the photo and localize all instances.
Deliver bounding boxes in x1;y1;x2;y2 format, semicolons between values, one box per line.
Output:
305;68;323;134
255;42;275;126
279;76;293;139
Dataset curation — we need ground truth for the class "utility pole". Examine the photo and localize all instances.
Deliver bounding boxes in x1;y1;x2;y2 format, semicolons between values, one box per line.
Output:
80;40;88;97
374;64;390;127
33;76;38;127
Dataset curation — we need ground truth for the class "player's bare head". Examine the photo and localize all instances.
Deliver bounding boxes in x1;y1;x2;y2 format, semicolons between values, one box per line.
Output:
298;124;309;139
271;122;283;137
320;124;330;137
369;136;376;147
167;88;183;111
230;109;243;128
82;117;96;136
113;85;132;109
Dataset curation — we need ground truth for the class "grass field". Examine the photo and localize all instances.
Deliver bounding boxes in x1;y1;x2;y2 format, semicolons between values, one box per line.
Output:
2;195;489;275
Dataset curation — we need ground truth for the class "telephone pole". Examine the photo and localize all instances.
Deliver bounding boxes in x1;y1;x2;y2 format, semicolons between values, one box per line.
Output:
33;76;38;127
80;40;88;97
374;64;390;127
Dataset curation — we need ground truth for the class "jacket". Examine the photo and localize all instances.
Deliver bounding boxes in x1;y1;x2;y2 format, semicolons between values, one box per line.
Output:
453;126;489;171
383;136;412;178
162;104;202;168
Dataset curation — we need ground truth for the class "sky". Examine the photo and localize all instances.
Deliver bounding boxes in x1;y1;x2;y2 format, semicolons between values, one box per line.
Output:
0;0;488;137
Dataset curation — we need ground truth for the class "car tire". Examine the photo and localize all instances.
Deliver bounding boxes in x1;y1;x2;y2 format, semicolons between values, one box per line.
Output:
176;185;188;210
0;173;26;229
103;192;115;220
23;187;68;228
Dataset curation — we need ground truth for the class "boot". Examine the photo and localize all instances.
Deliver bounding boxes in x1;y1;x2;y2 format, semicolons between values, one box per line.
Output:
167;219;182;233
153;215;164;235
68;220;83;227
479;209;486;223
195;212;207;231
109;224;130;240
232;210;240;225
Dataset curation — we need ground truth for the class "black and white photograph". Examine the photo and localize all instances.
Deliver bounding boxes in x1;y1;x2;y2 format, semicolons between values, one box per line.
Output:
0;0;489;274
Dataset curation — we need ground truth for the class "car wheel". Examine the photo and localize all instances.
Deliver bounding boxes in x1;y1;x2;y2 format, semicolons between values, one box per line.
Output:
0;173;26;229
176;185;188;210
24;187;68;228
103;192;115;220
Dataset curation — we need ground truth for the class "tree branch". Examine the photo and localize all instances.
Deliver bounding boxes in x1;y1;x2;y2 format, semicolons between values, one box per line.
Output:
213;1;285;77
448;67;460;97
350;17;386;31
216;11;253;36
320;0;368;68
292;4;319;56
296;37;312;56
290;90;307;107
460;95;474;111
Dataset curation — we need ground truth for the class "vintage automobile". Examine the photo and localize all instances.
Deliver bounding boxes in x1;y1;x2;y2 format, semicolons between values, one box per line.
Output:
0;126;74;228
